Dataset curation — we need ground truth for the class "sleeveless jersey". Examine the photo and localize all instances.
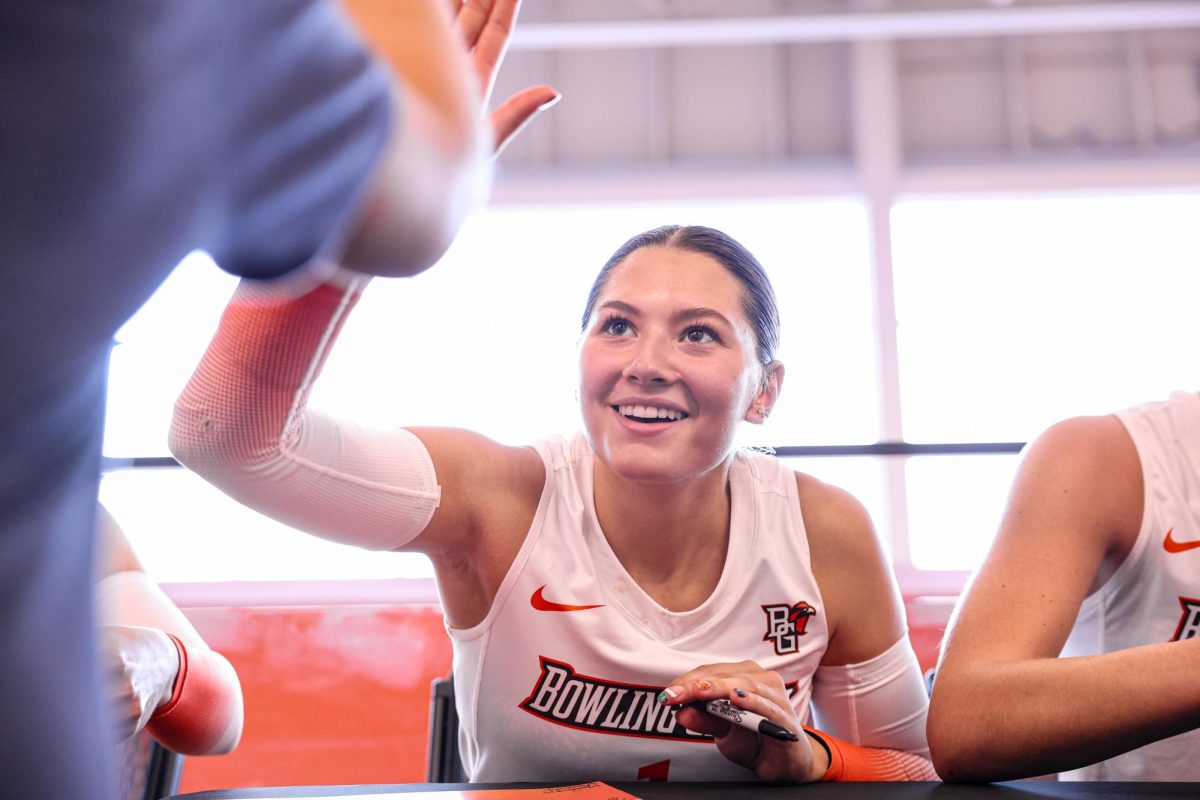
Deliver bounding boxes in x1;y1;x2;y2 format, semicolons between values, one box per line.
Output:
1059;391;1200;780
449;434;829;783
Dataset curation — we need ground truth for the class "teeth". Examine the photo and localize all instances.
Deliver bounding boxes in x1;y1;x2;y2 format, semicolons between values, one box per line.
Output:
618;404;685;421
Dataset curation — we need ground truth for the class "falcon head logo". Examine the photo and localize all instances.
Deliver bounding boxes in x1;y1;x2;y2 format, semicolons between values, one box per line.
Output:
762;601;818;655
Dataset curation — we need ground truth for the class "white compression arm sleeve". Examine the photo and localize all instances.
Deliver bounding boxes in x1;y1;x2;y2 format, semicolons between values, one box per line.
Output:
96;570;206;649
811;634;931;757
169;278;440;551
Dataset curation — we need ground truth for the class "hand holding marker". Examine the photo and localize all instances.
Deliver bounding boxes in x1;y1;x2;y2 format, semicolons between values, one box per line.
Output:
687;698;799;742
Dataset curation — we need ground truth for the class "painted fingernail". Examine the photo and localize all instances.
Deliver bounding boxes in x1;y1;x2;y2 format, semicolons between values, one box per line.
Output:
734;688;747;698
658;686;683;704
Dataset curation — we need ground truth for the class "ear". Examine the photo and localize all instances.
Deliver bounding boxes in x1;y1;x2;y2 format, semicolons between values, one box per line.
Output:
745;361;784;425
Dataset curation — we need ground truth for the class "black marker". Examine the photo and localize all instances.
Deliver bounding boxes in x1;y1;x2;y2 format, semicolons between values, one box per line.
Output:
690;698;799;742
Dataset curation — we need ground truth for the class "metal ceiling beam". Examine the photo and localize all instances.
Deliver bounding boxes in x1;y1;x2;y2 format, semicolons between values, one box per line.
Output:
510;2;1200;50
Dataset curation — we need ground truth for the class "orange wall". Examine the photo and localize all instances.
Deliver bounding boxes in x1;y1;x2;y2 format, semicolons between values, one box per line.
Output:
178;602;451;793
174;590;950;794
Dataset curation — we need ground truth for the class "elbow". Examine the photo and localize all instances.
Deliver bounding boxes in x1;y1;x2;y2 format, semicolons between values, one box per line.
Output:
167;400;212;473
168;391;251;477
929;739;985;784
927;694;1000;784
166;413;192;468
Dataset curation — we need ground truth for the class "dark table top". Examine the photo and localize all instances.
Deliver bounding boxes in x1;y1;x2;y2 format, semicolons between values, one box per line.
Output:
167;781;1200;799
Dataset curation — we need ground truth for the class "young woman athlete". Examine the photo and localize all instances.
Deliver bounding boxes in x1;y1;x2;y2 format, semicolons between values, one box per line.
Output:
169;0;935;784
170;223;935;783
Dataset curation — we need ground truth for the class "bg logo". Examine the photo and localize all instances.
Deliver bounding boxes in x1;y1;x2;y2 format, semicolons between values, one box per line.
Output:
1171;597;1200;642
761;601;817;655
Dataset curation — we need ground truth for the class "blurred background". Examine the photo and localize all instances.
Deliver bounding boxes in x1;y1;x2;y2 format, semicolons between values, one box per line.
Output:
98;0;1200;789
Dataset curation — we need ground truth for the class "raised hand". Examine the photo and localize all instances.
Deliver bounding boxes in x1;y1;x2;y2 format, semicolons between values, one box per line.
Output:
453;0;559;154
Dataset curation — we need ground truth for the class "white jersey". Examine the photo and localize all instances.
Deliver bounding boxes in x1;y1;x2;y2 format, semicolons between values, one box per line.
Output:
450;434;830;783
1059;391;1200;781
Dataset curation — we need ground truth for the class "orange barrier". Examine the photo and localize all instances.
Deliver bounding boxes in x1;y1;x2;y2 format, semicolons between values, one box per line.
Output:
170;584;951;792
177;599;451;792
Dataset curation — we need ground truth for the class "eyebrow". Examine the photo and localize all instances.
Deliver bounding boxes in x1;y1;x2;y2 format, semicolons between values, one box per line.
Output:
598;300;733;328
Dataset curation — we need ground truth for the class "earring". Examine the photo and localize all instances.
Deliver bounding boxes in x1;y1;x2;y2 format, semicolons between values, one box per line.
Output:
758;406;770;420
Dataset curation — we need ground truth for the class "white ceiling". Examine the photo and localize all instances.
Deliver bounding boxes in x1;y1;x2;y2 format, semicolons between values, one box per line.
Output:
488;1;1200;200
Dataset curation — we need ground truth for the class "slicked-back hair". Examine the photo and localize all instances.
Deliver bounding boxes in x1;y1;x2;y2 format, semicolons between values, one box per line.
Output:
580;225;781;365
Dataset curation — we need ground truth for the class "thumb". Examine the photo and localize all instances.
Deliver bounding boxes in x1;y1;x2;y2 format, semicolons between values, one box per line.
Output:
490;85;559;157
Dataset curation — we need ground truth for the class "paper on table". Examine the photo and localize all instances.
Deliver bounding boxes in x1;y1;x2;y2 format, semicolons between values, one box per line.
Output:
267;782;642;800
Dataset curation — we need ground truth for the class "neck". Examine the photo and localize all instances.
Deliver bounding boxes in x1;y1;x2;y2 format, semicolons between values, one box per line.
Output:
592;459;734;612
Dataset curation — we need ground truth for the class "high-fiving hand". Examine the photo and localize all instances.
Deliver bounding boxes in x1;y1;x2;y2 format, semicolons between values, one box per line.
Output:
452;0;558;154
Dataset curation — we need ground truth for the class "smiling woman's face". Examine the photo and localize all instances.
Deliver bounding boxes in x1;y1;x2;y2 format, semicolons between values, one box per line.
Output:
578;245;768;485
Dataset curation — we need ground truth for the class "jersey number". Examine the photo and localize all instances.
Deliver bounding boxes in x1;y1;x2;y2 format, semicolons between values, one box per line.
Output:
637;759;670;782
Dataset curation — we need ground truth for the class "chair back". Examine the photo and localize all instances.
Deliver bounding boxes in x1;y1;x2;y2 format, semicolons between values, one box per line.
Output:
426;675;466;783
116;731;185;800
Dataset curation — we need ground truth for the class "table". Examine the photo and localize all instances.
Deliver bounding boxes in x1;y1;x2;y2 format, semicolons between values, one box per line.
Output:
167;781;1200;799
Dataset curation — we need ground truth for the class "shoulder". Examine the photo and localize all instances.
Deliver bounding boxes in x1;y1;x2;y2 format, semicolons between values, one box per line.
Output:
1012;414;1141;537
1026;412;1135;468
794;471;879;566
998;412;1143;572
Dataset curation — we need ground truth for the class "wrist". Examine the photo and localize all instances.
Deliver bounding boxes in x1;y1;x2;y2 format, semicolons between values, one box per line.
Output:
803;728;834;782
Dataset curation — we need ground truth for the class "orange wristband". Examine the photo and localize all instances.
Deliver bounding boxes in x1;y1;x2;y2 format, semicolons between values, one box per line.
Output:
804;727;937;782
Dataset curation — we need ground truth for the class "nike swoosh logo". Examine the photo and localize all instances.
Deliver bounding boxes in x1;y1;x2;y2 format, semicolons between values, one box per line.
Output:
1163;528;1200;554
530;585;604;612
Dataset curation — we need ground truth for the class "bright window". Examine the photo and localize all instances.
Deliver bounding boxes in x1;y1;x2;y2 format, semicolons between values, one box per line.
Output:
104;191;1200;583
892;193;1200;443
893;192;1200;571
102;198;874;581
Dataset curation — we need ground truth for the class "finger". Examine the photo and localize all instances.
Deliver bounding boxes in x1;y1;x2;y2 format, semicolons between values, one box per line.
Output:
663;659;765;689
472;0;521;80
673;703;733;738
727;686;797;735
455;0;492;49
658;661;771;705
490;85;558;155
684;701;762;770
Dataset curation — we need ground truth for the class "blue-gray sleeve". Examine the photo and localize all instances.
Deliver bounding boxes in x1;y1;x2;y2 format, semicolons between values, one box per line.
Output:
209;1;396;279
0;6;395;799
0;0;394;290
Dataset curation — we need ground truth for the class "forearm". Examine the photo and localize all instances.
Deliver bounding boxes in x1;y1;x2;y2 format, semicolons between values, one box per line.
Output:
929;638;1200;782
169;279;440;550
170;279;363;477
